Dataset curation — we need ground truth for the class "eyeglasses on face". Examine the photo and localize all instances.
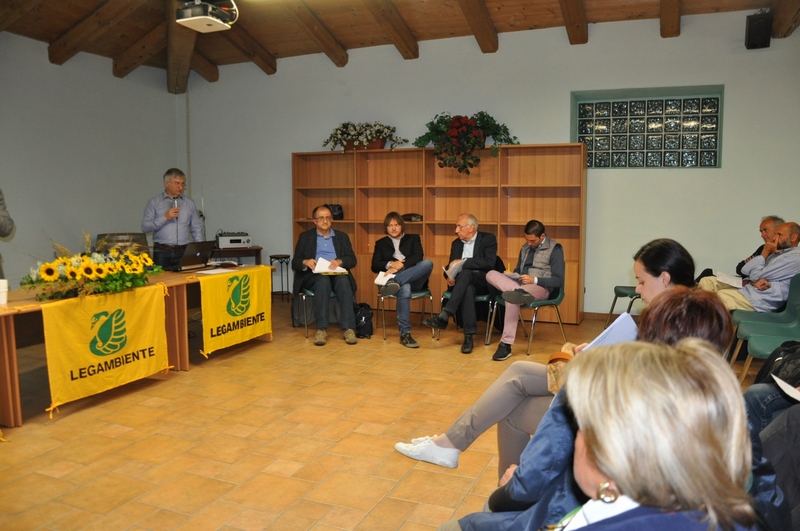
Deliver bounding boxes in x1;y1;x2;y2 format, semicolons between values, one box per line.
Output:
315;216;333;222
386;224;402;229
455;223;470;230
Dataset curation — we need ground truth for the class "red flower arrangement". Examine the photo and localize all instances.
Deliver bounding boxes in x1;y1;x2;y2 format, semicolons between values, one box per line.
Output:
414;111;518;174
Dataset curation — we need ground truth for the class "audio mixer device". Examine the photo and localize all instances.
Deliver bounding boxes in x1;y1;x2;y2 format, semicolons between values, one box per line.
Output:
216;231;251;249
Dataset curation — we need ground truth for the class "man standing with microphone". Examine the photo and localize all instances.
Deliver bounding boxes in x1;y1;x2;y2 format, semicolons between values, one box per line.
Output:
141;168;203;270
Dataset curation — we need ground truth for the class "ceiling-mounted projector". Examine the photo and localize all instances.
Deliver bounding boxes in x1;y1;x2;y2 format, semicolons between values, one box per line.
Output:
176;1;237;33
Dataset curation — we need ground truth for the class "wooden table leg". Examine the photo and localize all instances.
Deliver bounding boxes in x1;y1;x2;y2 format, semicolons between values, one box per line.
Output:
0;314;22;427
165;284;190;371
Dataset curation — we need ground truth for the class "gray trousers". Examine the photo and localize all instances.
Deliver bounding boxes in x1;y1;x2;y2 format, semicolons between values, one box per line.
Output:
445;361;552;479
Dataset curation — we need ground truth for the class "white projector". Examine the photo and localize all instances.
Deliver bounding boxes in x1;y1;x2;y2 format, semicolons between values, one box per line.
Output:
176;2;232;33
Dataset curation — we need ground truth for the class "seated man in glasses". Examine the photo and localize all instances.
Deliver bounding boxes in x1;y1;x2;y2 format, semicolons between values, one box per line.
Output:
291;205;358;346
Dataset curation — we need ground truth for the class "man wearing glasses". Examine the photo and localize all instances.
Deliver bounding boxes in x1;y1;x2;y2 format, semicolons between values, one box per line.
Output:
291;205;359;346
422;213;499;354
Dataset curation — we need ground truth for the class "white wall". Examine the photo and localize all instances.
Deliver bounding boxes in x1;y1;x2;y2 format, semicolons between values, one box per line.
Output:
0;33;179;286
3;11;798;312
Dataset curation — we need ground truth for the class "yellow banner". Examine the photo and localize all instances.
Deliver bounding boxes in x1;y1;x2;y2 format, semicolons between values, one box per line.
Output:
41;285;169;410
199;266;272;356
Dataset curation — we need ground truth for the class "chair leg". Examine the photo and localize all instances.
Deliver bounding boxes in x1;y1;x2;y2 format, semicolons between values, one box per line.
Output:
427;295;435;337
729;339;744;367
486;301;496;344
484;300;495;345
302;294;309;338
554;306;567;344
625;296;639;314
604;295;620;329
739;355;754;385
379;295;387;340
526;307;540;355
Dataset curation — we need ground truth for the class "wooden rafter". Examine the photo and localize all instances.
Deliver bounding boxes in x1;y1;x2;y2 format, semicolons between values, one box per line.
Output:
660;0;681;38
113;22;167;79
363;0;418;59
771;0;800;37
166;0;196;94
0;0;45;33
558;0;588;45
222;23;277;75
456;0;498;53
190;51;219;82
48;0;148;65
288;1;348;67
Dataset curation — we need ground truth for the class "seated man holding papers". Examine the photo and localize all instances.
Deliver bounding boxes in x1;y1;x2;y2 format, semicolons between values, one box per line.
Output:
291;205;358;346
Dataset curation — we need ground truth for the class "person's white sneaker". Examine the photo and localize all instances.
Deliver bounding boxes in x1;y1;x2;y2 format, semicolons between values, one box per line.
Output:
394;438;460;468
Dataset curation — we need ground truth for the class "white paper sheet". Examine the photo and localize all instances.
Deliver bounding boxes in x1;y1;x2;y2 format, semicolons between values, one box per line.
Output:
584;312;639;351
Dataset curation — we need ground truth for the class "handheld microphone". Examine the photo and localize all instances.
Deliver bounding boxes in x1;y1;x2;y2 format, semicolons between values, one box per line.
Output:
173;198;178;209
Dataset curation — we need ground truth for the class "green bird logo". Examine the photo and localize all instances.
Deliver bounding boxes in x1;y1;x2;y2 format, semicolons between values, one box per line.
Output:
226;274;251;317
89;309;127;356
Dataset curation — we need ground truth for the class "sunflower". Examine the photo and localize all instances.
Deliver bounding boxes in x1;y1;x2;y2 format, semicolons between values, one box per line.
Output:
65;266;82;281
39;262;60;282
93;264;108;279
127;262;144;275
105;262;119;275
141;253;154;267
80;260;97;280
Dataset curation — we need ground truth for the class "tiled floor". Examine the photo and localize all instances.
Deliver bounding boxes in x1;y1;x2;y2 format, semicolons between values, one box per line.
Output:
0;301;759;530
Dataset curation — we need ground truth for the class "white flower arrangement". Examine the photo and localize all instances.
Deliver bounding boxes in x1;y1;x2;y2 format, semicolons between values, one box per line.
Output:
323;121;409;151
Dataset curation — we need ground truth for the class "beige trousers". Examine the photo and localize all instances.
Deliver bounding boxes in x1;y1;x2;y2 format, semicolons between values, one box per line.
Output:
698;276;755;311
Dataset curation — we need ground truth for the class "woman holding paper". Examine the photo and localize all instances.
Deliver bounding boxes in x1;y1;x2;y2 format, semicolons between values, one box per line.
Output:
395;239;700;474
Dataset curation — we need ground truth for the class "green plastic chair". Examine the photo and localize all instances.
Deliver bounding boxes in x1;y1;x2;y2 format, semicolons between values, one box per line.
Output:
731;274;800;328
377;289;435;340
487;287;567;355
437;290;494;344
604;285;641;328
728;275;800;367
738;334;800;384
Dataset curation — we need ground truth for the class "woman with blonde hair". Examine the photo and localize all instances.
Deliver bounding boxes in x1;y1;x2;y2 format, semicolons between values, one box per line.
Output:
561;339;755;530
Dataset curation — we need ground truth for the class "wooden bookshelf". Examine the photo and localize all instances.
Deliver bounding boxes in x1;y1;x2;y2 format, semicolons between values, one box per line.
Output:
292;143;586;323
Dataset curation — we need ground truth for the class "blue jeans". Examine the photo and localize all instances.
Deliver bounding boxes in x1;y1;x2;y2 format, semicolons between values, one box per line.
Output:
744;382;793;433
391;259;434;334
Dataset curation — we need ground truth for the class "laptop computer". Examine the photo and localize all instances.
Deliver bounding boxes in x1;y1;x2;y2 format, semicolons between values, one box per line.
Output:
171;241;217;272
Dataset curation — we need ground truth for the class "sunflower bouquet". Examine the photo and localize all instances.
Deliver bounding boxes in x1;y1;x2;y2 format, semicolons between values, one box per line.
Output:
21;237;162;301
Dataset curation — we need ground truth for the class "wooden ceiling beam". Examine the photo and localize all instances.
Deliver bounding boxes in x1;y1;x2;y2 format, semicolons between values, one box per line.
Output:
557;0;588;45
48;0;148;65
222;23;277;75
166;0;196;94
660;0;681;38
456;0;498;53
363;0;418;59
288;2;348;67
771;0;800;37
113;22;166;78
0;0;45;33
190;51;219;82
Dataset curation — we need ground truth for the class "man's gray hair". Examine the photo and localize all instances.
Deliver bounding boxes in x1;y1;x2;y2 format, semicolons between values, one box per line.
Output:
462;213;479;230
163;168;186;182
761;215;784;227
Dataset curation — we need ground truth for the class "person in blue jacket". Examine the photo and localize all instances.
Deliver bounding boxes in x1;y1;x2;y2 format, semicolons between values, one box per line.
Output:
443;339;761;530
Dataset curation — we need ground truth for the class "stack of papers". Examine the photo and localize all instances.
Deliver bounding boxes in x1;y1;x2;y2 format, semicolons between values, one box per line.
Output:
584;312;638;351
314;258;348;275
374;272;395;286
443;260;465;279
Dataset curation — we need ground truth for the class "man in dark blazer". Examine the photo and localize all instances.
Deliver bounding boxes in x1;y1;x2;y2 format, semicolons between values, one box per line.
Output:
423;213;498;354
371;212;433;348
291;205;358;346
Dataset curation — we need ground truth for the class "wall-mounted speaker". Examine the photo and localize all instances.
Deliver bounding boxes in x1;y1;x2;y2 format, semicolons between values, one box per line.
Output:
745;12;773;50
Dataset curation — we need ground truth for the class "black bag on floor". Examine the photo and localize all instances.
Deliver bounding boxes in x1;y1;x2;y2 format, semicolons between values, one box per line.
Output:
354;302;373;338
754;340;800;387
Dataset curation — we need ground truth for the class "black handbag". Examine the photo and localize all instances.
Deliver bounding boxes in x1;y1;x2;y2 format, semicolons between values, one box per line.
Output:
325;204;344;220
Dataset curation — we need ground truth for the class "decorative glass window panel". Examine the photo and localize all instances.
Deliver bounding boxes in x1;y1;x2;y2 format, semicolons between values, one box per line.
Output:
572;87;722;169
